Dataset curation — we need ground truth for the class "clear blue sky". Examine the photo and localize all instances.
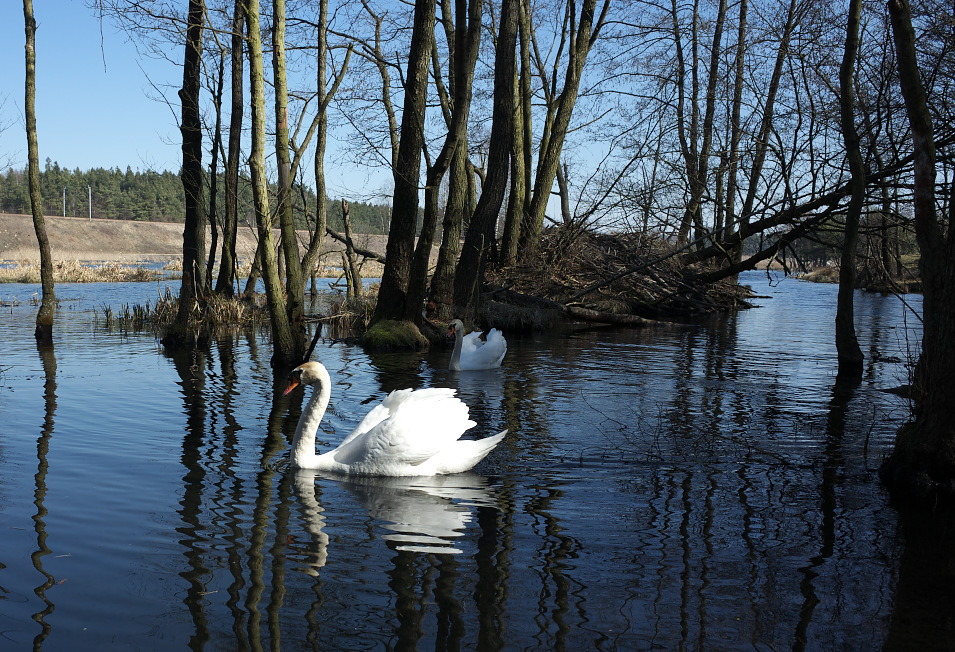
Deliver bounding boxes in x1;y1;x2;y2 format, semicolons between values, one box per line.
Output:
0;0;394;203
0;0;183;174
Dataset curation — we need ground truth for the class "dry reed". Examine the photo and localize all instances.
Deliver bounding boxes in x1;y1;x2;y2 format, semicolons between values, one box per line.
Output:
0;260;163;283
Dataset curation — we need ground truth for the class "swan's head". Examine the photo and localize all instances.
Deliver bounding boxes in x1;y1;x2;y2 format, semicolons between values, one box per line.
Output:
282;361;328;396
447;319;465;337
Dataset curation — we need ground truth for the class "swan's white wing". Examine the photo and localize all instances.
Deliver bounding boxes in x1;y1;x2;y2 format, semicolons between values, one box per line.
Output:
458;328;507;370
460;330;485;356
330;388;476;471
337;389;411;447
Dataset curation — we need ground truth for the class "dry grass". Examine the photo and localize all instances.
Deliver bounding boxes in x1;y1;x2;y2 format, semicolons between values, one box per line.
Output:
97;288;270;335
799;266;841;283
0;260;165;283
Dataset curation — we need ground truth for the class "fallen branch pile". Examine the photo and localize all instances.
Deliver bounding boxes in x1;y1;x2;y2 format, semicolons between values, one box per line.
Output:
486;230;755;325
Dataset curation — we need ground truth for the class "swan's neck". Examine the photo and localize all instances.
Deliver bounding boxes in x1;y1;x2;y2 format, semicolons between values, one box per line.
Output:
291;378;330;466
450;329;463;371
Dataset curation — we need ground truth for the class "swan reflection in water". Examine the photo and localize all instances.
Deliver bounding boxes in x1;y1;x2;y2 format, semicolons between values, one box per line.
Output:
291;470;499;572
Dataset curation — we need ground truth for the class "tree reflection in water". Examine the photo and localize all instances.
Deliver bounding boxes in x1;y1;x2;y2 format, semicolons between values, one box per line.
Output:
31;341;57;649
2;274;949;648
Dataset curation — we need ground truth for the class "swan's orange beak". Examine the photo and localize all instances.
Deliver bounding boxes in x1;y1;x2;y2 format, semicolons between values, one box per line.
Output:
282;378;300;396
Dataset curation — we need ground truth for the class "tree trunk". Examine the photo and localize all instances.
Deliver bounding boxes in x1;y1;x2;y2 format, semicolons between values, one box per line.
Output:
730;0;795;269
501;0;532;266
205;48;225;292
672;0;726;245
725;0;747;268
880;0;955;506
165;0;207;346
296;0;351;282
521;0;609;259
371;0;437;325
215;0;245;297
273;0;306;363
500;55;525;265
246;0;295;369
555;161;572;224
243;238;263;299
430;139;468;315
835;0;864;378
342;199;362;299
305;0;331;282
452;0;517;313
405;0;481;324
23;0;55;344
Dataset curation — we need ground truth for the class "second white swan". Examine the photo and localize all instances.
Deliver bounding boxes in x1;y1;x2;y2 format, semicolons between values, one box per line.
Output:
448;319;507;371
283;361;506;475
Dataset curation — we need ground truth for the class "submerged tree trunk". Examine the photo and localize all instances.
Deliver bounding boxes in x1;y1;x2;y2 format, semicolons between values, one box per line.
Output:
880;0;955;506
215;0;245;297
453;0;517;313
164;0;207;346
371;0;437;324
835;0;864;378
23;0;55;344
272;0;306;364
246;0;295;368
405;0;481;325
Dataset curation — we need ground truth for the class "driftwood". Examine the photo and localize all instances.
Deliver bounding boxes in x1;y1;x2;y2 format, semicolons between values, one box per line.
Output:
486;285;656;326
325;227;387;263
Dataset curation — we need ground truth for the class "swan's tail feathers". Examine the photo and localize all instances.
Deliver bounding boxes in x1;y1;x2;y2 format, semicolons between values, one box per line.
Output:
484;429;508;448
437;430;507;474
468;429;508;465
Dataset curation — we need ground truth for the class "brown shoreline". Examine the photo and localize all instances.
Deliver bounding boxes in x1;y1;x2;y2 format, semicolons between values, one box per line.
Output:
0;212;392;268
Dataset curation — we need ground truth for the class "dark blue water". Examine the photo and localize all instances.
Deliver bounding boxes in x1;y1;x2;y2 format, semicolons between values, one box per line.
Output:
0;272;937;649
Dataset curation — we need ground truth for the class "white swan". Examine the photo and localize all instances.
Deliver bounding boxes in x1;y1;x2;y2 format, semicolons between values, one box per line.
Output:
448;319;507;371
283;361;506;475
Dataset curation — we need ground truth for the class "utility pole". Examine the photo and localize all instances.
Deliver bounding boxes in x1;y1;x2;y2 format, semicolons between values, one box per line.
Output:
88;185;91;221
62;187;65;216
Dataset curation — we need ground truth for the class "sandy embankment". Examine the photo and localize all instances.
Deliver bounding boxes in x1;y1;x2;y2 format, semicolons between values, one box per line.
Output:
0;212;390;267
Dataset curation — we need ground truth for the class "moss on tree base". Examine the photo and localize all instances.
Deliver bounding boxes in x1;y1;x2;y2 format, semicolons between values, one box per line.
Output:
361;320;429;351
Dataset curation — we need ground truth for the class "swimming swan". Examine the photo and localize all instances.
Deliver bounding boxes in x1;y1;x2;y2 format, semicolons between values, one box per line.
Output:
283;361;506;475
448;319;507;371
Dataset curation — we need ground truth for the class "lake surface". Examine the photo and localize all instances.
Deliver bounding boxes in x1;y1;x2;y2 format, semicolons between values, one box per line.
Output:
0;271;947;650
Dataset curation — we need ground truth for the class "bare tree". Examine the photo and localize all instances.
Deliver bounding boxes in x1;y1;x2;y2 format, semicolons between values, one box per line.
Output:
453;0;518;313
371;0;437;324
215;0;246;297
246;0;295;367
273;0;307;363
499;0;532;265
519;0;610;259
835;0;864;378
23;0;55;344
162;0;208;346
405;0;482;324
